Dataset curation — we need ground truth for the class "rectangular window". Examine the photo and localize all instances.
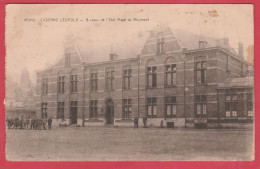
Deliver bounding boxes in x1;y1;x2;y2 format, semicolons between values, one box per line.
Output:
165;64;177;86
195;61;206;84
90;72;98;91
41;102;48;119
123;69;132;90
225;95;231;101
70;101;77;107
90;100;98;118
41;78;48;95
202;104;207;114
106;69;114;91
232;104;237;117
57;102;64;119
157;38;164;54
123;99;132;118
197;104;201;115
195;95;207;117
70;75;78;92
247;97;253;117
232;94;237;101
226;111;231;117
225;93;239;117
247;93;253;101
147;66;157;88
58;76;65;93
225;103;238;117
147;97;157;118
165;96;177;117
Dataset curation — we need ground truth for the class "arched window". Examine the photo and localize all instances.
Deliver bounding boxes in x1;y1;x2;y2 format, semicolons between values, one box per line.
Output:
70;69;78;93
165;57;177;86
146;59;157;88
105;67;115;91
122;65;132;90
90;69;98;91
157;32;164;55
57;71;65;94
195;56;207;84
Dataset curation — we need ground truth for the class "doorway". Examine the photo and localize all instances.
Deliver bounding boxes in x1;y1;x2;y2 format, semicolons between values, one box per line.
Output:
105;98;114;124
70;101;78;124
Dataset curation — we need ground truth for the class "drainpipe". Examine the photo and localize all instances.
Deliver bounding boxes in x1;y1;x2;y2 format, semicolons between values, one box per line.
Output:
217;88;220;129
184;58;186;128
137;55;140;119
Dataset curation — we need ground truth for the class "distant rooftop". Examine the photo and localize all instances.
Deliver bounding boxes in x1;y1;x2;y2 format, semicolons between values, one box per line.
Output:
218;77;254;89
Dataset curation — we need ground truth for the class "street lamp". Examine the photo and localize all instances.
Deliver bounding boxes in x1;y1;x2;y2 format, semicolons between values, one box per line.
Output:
182;48;187;128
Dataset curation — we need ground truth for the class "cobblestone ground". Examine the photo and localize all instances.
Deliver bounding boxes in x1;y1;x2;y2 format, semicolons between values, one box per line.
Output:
5;127;254;161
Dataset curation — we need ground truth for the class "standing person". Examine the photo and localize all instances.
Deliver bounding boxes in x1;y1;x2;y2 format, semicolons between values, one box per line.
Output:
48;118;52;130
42;118;47;130
134;117;138;128
143;117;147;128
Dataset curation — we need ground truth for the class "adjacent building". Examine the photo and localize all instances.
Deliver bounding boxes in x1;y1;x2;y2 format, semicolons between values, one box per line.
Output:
35;26;254;128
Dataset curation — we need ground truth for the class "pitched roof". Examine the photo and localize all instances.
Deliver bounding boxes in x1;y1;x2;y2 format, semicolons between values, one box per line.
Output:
45;26;243;70
218;77;254;89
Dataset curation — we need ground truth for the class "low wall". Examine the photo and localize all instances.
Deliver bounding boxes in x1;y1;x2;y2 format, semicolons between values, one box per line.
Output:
114;118;134;127
84;119;105;127
139;118;186;128
50;118;254;129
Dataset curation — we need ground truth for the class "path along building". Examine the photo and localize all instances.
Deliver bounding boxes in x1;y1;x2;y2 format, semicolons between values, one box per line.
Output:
35;26;254;128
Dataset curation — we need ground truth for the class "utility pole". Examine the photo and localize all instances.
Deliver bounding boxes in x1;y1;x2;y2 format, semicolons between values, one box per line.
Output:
82;66;85;127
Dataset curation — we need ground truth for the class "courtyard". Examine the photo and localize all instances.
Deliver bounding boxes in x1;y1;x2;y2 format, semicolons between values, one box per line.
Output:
5;127;254;161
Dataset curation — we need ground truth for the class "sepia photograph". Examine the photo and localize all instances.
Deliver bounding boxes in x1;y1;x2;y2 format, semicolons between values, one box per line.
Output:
4;4;254;161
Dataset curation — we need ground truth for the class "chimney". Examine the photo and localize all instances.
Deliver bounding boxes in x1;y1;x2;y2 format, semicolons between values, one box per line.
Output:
109;45;118;60
110;53;118;60
199;41;207;49
238;42;244;59
223;38;230;51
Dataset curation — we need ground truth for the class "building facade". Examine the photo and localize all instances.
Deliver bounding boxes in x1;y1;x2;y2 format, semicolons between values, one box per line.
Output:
35;27;253;128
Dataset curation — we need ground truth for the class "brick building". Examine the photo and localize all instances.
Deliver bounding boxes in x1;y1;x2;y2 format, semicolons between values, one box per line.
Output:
35;26;253;128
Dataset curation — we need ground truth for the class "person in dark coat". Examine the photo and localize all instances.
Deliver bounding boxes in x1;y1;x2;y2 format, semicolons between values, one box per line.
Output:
134;117;138;128
48;118;52;130
143;117;147;128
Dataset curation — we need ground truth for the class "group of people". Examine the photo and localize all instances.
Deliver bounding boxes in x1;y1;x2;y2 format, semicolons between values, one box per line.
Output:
6;117;53;130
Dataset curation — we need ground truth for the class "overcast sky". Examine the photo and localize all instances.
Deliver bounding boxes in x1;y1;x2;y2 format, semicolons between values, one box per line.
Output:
5;4;253;83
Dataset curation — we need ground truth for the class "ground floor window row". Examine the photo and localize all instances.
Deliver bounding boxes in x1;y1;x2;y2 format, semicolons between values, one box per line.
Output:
225;102;254;117
40;97;254;119
224;93;254;117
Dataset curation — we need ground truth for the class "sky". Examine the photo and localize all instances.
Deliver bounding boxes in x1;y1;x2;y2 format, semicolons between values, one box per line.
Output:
5;4;254;84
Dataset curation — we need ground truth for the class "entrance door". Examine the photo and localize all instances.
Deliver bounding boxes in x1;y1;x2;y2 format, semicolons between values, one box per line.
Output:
70;101;78;124
71;107;77;124
105;98;114;124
